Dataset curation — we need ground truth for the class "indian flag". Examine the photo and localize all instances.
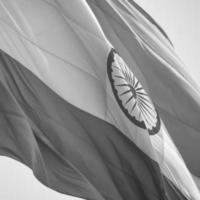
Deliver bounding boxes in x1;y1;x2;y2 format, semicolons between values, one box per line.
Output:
0;0;199;199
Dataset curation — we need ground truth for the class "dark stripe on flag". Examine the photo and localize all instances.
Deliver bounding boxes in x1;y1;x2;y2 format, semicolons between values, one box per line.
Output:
126;0;173;46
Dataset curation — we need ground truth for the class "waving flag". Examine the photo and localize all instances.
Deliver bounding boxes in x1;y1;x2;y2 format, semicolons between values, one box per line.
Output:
0;0;199;200
85;0;200;177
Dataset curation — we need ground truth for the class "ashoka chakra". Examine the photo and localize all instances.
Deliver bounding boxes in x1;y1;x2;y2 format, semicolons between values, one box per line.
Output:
107;49;160;135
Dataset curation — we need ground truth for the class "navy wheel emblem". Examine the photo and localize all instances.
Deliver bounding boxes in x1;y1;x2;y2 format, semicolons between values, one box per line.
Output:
107;49;160;135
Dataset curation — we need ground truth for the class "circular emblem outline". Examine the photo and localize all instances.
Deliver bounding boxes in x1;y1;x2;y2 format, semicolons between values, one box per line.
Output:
107;49;160;135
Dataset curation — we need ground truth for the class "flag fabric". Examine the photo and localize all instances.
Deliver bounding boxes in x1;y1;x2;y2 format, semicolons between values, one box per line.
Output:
85;0;200;177
0;0;199;200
